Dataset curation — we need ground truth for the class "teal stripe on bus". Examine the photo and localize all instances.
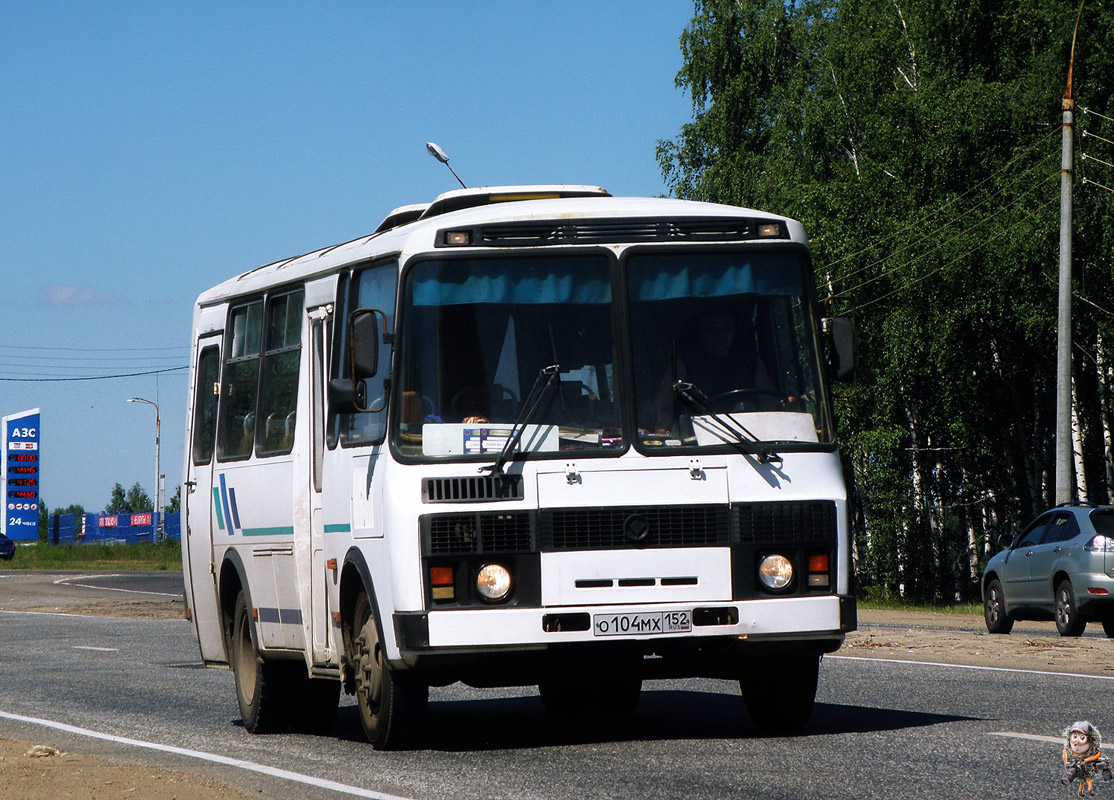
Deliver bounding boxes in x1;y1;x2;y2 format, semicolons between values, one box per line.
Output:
240;526;295;537
212;488;225;531
323;523;351;533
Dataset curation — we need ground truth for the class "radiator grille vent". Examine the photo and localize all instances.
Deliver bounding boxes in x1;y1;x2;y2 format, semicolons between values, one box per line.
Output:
736;501;836;544
460;217;777;248
421;475;524;503
424;512;534;555
539;506;731;551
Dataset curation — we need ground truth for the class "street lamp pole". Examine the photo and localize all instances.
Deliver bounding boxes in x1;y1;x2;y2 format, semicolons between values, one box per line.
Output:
127;397;162;540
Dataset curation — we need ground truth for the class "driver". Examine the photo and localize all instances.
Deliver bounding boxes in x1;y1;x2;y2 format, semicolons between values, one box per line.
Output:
654;304;775;432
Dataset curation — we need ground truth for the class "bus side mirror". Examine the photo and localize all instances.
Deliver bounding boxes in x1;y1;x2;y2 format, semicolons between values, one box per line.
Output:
350;308;382;380
826;315;858;381
329;307;388;414
328;378;367;414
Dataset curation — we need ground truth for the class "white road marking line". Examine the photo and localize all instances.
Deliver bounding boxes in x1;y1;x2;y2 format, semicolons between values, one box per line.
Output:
54;574;124;584
0;710;415;800
53;574;181;598
830;654;1114;681
0;609;183;621
991;731;1063;745
73;646;118;652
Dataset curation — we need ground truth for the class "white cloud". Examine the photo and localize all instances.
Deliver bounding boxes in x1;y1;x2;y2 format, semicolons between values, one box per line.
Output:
41;285;116;306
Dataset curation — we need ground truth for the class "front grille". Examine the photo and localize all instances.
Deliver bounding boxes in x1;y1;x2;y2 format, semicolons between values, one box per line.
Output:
423;501;836;555
423;512;534;555
539;505;731;551
736;501;836;544
449;217;781;248
422;475;524;503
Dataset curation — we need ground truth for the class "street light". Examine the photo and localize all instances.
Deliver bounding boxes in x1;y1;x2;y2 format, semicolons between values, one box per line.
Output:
127;396;162;540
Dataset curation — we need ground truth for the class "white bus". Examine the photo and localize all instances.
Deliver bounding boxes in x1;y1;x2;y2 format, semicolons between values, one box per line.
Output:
182;185;858;748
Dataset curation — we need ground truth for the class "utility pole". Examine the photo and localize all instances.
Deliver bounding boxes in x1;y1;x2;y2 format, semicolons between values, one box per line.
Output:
1056;2;1084;505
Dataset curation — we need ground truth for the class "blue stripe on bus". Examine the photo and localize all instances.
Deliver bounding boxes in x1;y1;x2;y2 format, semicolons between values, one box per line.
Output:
228;487;242;529
218;473;235;535
256;607;304;624
241;526;295;536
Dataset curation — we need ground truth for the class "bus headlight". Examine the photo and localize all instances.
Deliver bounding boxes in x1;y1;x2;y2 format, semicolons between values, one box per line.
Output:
476;563;513;601
758;554;794;590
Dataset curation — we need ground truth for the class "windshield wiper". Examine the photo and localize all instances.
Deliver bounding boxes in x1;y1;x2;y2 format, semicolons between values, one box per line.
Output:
672;380;782;465
480;364;560;476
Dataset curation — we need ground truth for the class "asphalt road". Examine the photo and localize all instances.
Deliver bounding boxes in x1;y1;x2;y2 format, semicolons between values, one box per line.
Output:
0;578;1106;800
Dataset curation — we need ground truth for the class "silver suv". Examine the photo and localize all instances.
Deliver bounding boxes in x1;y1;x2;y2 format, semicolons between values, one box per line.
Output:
982;503;1114;636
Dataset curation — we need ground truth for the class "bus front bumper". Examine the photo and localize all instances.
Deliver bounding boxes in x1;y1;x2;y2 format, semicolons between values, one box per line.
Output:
395;593;856;654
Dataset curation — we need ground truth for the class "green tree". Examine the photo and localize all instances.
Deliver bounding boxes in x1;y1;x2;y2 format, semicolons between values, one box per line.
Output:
125;482;153;513
38;500;49;542
105;483;128;514
661;0;1114;601
166;485;181;514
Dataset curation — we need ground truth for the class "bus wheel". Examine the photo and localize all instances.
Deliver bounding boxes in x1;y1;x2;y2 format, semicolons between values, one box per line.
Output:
351;592;427;749
740;654;819;733
230;591;289;733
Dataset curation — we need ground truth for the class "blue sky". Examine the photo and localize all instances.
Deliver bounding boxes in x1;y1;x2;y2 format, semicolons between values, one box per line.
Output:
0;2;696;512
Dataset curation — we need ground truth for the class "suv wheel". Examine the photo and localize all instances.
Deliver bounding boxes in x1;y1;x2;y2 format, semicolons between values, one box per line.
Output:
983;579;1013;634
1054;580;1087;637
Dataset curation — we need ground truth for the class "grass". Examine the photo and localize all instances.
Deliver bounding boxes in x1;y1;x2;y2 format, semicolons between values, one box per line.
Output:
3;539;183;571
858;596;982;615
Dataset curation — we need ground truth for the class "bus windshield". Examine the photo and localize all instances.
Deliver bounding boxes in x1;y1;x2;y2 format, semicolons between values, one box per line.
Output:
626;249;832;450
395;254;621;458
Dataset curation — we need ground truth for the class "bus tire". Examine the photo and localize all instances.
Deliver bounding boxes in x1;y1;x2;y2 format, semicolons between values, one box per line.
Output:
740;653;819;733
231;590;289;733
351;592;427;749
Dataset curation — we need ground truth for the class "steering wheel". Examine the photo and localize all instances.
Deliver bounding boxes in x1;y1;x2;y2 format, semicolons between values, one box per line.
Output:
708;388;785;413
450;385;519;419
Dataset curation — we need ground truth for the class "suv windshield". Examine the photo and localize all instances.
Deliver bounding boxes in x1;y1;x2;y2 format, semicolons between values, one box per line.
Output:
394;255;620;458
626;249;832;450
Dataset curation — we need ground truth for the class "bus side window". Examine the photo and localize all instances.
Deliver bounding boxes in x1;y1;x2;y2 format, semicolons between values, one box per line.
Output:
257;289;304;456
218;300;263;460
337;261;397;446
191;345;221;465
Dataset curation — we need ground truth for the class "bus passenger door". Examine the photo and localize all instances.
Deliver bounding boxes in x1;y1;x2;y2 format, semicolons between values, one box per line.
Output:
183;334;225;662
308;308;332;660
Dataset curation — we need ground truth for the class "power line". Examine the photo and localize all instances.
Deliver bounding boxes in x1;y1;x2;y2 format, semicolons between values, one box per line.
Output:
850;197;1056;313
819;128;1059;275
1081;177;1114;195
0;344;186;353
0;366;188;382
824;149;1058;297
0;354;186;364
828;173;1057;303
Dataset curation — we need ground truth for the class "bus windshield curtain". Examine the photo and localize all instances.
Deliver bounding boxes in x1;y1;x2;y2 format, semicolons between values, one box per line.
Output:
409;257;611;307
629;253;803;302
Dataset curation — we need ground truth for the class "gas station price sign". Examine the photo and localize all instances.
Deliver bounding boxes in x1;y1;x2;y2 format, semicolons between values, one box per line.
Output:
3;408;40;541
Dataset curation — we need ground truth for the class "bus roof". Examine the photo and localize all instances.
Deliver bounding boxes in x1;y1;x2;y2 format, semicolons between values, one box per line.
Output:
195;187;802;307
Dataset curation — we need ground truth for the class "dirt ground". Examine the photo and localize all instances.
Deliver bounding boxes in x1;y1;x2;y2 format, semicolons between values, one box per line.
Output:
844;608;1114;676
3;602;1111;800
0;735;268;800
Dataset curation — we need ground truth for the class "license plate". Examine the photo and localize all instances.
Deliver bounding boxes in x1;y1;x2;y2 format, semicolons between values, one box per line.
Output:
593;610;691;637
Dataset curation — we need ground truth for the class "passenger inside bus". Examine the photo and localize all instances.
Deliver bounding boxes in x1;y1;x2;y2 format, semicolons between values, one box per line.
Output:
654;301;782;434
